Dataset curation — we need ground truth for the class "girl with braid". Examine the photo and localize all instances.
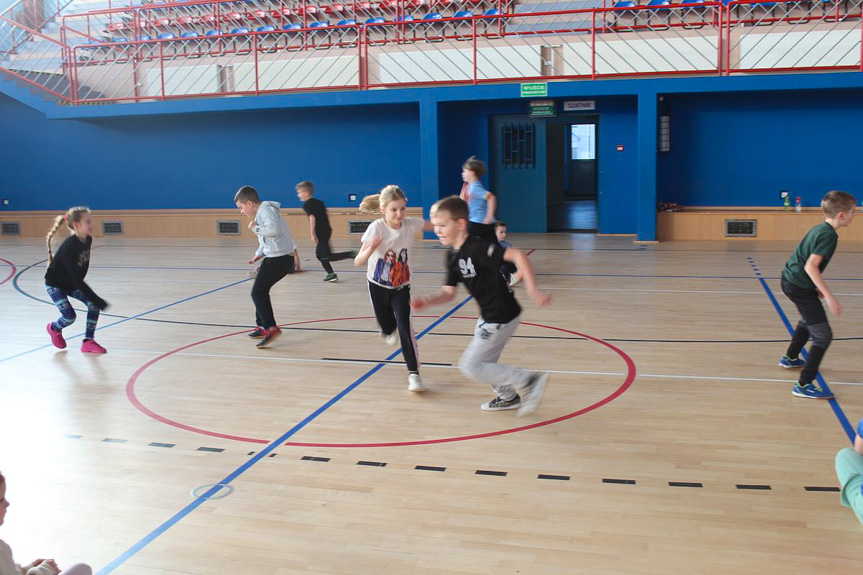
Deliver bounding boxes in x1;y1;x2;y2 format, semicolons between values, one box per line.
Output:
44;207;109;354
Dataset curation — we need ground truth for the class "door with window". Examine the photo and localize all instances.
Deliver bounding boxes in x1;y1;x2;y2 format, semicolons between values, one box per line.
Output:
489;116;547;233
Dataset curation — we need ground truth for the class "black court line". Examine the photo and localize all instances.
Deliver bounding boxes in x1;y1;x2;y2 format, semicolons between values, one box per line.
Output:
669;482;703;488
197;447;225;453
102;438;127;444
603;478;636;485
149;443;175;448
804;486;841;492
475;470;507;477
736;484;772;490
301;456;331;462
538;474;570;481
357;461;387;467
415;465;446;472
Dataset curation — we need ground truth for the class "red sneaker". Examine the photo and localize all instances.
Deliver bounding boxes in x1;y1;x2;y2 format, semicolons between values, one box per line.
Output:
47;323;67;349
81;339;107;354
256;326;282;348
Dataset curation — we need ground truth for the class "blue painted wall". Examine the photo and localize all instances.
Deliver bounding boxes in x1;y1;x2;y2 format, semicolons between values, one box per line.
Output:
0;94;420;212
658;89;863;208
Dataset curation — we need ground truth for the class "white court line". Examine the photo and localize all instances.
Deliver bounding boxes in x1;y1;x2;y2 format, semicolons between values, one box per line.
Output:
109;348;863;387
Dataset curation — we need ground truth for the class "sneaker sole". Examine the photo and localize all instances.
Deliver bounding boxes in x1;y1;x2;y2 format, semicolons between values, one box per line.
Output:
325;278;339;283
480;403;520;412
778;362;804;369
791;389;833;399
408;384;427;393
256;331;282;348
518;373;550;417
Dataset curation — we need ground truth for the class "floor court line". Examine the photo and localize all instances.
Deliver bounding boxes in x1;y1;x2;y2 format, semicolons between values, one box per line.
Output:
749;257;856;442
106;347;863;387
96;295;477;574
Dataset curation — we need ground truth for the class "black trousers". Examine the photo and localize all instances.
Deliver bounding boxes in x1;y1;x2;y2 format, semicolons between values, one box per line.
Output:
315;233;353;274
251;253;295;329
368;281;419;373
781;277;832;385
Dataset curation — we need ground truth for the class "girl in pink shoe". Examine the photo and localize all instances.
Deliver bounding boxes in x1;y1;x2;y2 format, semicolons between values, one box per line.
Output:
0;470;92;575
44;207;109;354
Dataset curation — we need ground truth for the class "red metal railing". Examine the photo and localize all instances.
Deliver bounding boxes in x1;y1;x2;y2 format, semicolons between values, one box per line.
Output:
1;0;861;105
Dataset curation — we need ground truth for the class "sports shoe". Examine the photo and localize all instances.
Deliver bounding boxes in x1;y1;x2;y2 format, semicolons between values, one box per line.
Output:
46;322;66;349
382;331;398;346
324;273;339;283
408;373;426;392
779;355;805;368
517;372;550;417
256;326;282;348
248;327;266;339
509;271;522;287
481;395;521;411
81;339;107;354
792;382;833;399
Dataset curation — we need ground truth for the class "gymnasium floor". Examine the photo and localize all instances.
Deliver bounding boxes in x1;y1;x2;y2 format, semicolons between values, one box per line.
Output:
1;234;861;574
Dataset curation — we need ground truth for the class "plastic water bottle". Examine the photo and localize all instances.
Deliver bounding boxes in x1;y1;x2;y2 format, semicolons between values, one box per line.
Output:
795;197;802;213
784;195;790;211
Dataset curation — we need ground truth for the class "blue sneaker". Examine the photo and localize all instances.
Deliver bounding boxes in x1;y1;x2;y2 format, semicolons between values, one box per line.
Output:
792;382;834;399
779;355;805;368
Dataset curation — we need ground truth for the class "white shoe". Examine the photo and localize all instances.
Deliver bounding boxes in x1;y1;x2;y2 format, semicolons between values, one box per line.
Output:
517;372;549;417
383;331;398;346
408;373;427;392
509;271;522;287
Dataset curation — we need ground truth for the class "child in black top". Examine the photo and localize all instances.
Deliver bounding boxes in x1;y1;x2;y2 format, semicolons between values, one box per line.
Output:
296;181;357;283
44;207;109;354
411;196;552;416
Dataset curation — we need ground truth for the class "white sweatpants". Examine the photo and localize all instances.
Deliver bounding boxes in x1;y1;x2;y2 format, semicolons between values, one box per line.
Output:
458;315;531;401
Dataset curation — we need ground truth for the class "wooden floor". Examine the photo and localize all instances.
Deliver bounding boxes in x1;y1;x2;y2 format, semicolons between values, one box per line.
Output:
1;234;861;575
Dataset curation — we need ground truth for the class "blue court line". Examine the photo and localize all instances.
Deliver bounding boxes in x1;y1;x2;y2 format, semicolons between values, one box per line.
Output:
96;294;476;575
747;257;855;442
0;265;252;365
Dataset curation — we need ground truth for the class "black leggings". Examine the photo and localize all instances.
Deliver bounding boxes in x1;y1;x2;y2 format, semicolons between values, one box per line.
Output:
368;281;419;373
316;233;353;274
782;277;832;385
251;254;295;329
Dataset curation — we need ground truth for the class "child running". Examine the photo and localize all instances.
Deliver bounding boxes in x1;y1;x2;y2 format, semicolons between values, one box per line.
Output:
1;470;92;575
235;185;298;349
411;196;551;416
296;181;356;283
835;416;863;525
44;207;109;354
778;190;857;399
495;220;521;286
355;185;433;393
460;156;497;243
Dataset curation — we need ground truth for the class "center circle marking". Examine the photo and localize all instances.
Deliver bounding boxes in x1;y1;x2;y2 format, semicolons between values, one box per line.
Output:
126;316;637;447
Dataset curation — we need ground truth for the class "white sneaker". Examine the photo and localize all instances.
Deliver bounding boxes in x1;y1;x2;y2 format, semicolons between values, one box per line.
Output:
408;373;427;392
509;271;522;287
517;372;549;417
383;331;398;346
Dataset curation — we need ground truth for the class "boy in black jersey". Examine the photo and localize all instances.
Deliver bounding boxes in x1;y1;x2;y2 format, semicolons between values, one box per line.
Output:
296;181;357;283
411;196;552;416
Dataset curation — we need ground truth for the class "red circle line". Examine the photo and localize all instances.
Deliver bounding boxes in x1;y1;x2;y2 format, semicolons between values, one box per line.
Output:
0;258;17;287
126;316;637;448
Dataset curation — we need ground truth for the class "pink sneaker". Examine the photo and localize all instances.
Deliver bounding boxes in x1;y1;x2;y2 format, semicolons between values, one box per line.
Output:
47;323;67;349
81;340;107;354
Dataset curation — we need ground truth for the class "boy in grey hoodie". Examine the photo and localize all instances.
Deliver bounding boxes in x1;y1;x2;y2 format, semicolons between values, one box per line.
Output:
235;185;298;348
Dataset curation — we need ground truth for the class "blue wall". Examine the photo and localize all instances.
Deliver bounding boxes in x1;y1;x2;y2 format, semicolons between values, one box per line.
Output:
0;94;421;212
658;89;863;208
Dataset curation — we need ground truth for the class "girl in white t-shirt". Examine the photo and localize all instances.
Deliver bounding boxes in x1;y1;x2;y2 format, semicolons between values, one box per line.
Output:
355;185;433;393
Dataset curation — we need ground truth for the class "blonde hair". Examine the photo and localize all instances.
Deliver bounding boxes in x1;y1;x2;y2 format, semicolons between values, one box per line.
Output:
821;190;857;218
295;181;314;194
359;185;407;215
46;206;91;265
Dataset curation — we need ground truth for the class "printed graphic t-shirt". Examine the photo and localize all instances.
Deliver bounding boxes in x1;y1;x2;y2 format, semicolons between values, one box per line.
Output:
446;235;521;324
362;217;423;288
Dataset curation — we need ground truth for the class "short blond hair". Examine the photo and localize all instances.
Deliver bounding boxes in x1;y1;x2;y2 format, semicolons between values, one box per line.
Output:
295;181;314;194
821;190;857;218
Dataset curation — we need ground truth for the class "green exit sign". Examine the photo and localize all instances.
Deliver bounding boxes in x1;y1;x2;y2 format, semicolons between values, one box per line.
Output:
520;82;547;97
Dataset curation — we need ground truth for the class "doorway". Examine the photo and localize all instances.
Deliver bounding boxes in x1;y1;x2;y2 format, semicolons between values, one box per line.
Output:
547;118;598;232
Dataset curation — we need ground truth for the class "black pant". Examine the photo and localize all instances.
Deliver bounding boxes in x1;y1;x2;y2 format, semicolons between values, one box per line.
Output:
251;254;294;329
368;281;419;372
316;233;353;274
781;277;832;385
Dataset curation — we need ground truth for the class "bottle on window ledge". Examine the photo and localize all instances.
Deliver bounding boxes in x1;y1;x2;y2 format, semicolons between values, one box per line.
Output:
795;196;802;213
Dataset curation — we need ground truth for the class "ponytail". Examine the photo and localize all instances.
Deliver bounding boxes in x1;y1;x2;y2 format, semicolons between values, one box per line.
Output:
46;215;65;266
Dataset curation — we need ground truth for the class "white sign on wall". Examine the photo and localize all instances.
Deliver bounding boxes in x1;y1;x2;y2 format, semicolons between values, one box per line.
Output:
563;100;596;112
